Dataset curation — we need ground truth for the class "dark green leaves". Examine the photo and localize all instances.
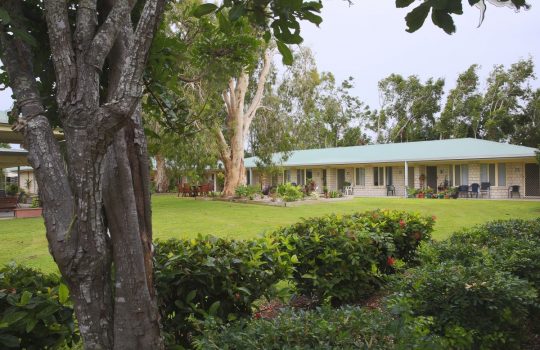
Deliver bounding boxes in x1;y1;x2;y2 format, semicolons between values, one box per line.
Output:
277;41;293;65
432;9;456;34
228;3;246;21
193;3;218;18
405;2;431;33
0;8;11;25
396;0;416;8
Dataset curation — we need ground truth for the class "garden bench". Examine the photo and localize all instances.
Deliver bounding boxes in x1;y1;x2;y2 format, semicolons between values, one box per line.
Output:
0;197;18;212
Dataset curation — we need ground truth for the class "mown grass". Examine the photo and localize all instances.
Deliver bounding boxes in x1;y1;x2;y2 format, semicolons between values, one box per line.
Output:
1;195;539;272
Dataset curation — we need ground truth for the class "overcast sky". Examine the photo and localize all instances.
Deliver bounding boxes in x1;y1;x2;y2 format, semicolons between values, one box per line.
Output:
298;0;540;109
0;1;538;111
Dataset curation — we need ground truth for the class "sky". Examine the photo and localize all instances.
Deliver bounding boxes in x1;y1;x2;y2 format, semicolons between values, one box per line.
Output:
297;0;540;109
0;1;538;112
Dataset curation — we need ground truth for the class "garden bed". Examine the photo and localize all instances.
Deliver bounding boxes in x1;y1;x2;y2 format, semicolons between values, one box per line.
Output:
206;195;354;207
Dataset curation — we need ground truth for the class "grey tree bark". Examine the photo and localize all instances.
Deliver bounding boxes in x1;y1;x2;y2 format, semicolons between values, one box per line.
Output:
0;0;165;348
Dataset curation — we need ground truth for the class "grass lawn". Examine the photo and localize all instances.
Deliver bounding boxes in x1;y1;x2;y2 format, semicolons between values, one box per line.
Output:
1;195;539;272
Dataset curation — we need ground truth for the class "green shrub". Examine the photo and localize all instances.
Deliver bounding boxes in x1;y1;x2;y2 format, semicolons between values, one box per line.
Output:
276;183;303;202
327;190;342;198
195;305;446;350
269;210;434;304
234;185;261;199
153;235;293;347
0;264;78;349
5;184;19;196
389;262;537;349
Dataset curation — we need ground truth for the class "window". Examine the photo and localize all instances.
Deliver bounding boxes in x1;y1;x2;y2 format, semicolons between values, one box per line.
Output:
322;169;327;186
498;163;506;186
284;170;291;183
355;168;365;186
246;170;251;185
296;169;305;185
306;169;313;181
373;167;384;186
385;167;393;186
480;164;496;186
408;167;415;188
460;165;469;185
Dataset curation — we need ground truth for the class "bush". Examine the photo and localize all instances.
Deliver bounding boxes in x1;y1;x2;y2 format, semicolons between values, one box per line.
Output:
0;264;78;349
195;305;446;350
153;235;293;347
5;184;19;196
389;262;537;349
276;183;303;202
327;190;342;198
234;185;261;199
269;210;434;304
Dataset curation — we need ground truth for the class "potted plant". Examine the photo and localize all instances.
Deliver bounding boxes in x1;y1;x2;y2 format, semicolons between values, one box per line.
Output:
438;192;444;199
407;187;418;198
425;187;434;198
416;190;425;198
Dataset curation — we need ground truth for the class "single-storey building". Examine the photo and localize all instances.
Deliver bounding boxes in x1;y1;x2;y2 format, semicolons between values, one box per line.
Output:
242;138;540;199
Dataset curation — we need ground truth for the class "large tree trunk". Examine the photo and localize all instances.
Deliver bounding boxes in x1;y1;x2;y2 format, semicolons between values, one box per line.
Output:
155;153;169;193
215;50;272;196
0;0;165;348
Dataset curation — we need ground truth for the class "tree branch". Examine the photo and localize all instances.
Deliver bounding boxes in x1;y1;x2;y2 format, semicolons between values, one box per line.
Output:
43;0;76;108
244;49;273;137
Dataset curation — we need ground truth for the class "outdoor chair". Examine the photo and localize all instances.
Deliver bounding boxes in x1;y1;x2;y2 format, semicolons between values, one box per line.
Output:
344;185;354;196
0;197;18;214
457;185;469;198
470;183;480;198
508;185;521;198
178;183;191;197
386;185;395;196
480;182;491;198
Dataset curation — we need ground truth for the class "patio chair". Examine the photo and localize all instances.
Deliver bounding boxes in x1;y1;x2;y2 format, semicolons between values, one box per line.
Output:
457;185;469;198
508;185;521;198
480;182;491;198
470;183;480;198
386;185;395;196
344;185;354;196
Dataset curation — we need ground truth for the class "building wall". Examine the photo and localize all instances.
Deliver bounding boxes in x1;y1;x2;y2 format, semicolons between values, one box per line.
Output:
18;171;38;194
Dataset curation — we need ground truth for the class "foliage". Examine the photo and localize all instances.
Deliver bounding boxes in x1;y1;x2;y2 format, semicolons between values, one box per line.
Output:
390;262;536;349
269;210;434;304
371;74;445;143
0;264;78;349
390;218;540;349
327;190;342;198
153;235;293;347
234;185;261;199
31;197;41;209
194;305;446;349
4;184;19;196
276;183;303;202
399;0;530;35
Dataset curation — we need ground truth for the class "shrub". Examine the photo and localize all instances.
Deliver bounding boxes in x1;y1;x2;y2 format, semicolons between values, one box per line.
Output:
195;305;446;350
276;183;303;202
327;190;342;198
389;261;537;349
0;264;78;349
5;184;19;196
153;235;293;347
269;210;434;304
234;185;261;199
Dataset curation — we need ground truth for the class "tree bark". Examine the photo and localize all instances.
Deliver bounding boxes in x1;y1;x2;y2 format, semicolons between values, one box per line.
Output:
215;49;272;196
1;1;165;348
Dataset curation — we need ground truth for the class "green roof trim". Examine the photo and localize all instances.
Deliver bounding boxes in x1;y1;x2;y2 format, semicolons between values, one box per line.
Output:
244;138;538;168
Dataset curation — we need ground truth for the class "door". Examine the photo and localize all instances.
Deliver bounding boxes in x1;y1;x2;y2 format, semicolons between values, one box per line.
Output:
525;163;540;197
337;169;346;191
426;166;438;192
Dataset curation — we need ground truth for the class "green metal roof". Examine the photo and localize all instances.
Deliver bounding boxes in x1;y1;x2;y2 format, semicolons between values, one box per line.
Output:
245;138;539;168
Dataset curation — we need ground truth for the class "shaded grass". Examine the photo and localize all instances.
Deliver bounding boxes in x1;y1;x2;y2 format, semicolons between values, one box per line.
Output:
1;195;539;272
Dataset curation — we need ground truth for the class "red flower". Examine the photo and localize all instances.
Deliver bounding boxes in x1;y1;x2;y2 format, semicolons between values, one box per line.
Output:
399;219;406;228
254;312;261;319
386;256;396;266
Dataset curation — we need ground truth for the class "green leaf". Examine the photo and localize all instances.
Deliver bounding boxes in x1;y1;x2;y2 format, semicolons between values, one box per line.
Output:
185;290;197;303
290;254;299;263
229;4;246;21
58;283;69;304
208;301;220;316
0;9;11;24
396;0;416;8
12;28;37;47
193;3;218;18
431;9;456;34
0;334;20;348
405;2;431;33
19;291;32;306
263;31;271;43
25;318;38;333
276;41;293;66
237;287;251;295
2;311;27;325
302;12;322;26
